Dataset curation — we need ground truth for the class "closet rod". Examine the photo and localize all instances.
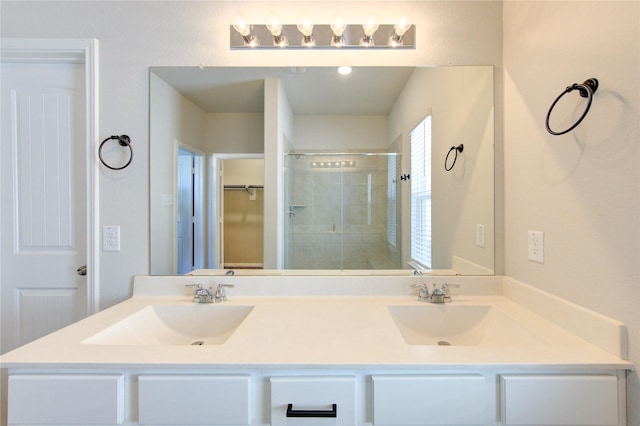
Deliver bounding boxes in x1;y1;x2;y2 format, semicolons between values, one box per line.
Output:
223;185;264;190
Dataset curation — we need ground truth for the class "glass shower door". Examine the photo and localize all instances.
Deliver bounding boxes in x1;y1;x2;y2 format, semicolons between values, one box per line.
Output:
285;153;344;269
284;153;400;270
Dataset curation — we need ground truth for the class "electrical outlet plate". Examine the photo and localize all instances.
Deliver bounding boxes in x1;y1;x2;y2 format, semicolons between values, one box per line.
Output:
103;225;121;252
528;230;544;263
476;224;486;248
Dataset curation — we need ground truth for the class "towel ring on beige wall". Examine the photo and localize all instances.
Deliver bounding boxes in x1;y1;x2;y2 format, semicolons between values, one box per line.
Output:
545;78;598;136
99;135;133;170
445;144;464;171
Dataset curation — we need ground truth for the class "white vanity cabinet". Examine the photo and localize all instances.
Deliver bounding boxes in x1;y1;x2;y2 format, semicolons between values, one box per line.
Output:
372;375;485;425
270;376;356;425
500;374;621;426
138;374;251;425
5;369;627;426
8;374;125;425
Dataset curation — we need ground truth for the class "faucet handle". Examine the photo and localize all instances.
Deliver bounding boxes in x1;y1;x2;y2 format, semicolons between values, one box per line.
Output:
215;283;234;302
411;283;430;301
185;283;203;291
441;283;460;294
217;283;234;290
441;283;460;302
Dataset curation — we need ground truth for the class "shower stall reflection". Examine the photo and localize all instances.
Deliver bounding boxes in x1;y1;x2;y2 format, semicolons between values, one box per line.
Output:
285;152;401;270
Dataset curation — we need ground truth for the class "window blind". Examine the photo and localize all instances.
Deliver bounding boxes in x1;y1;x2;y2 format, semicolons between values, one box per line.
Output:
410;116;432;269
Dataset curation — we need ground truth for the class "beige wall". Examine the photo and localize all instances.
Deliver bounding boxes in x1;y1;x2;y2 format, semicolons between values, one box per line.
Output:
149;72;207;275
503;1;639;423
206;113;264;154
293;115;389;151
389;66;495;272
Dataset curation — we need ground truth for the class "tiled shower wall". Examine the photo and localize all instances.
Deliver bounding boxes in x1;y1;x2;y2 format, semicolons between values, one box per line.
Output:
285;154;399;269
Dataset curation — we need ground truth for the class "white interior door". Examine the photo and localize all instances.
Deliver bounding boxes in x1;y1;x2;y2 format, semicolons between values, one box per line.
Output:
0;59;87;353
177;153;194;274
176;145;205;274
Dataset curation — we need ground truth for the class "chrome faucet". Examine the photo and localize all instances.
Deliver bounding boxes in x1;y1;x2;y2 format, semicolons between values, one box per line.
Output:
186;283;234;303
186;283;214;303
412;283;460;303
407;260;426;275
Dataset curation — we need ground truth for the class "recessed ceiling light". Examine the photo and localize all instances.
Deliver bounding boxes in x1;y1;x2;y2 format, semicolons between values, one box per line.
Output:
338;66;352;75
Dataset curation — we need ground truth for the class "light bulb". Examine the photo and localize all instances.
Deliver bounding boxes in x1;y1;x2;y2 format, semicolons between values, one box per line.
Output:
330;19;347;36
232;18;257;46
266;18;282;37
330;19;347;47
362;18;379;36
361;18;379;46
297;18;315;46
390;18;411;46
266;17;287;47
297;18;314;36
394;18;411;36
232;19;251;37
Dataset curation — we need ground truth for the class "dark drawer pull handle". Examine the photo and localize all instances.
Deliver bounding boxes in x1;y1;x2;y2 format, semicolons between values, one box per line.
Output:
286;403;337;418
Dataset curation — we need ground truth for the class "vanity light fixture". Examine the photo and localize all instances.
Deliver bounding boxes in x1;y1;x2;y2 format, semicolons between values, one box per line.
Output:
311;160;356;169
230;20;415;49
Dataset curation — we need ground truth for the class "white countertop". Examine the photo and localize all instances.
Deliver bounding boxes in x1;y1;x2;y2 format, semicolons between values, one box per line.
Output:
0;275;632;370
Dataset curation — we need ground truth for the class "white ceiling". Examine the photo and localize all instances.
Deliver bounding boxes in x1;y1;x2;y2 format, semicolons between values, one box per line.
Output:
151;66;415;115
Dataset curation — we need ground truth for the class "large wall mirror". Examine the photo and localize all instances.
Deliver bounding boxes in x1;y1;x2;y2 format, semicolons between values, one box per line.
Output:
150;66;494;276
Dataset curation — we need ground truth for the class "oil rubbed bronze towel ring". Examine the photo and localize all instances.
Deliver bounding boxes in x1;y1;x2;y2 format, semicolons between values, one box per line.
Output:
99;135;133;170
445;144;464;171
545;78;598;136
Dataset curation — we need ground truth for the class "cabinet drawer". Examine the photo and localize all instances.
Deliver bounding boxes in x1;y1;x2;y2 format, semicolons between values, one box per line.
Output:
138;374;250;425
372;375;485;425
501;375;619;425
270;376;356;425
8;374;124;425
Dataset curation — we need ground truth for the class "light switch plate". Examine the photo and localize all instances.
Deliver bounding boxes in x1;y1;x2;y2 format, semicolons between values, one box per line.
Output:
528;230;544;263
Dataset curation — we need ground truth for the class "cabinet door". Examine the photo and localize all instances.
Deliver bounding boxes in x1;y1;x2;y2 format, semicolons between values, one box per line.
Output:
8;374;124;425
138;375;251;425
501;375;619;425
372;375;485;425
270;376;356;425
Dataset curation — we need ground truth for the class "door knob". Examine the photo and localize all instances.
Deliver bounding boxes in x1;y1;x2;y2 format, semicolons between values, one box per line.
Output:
76;265;87;276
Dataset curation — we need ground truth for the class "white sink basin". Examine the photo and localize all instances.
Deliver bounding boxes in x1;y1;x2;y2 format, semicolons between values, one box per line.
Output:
83;305;254;346
388;304;543;347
